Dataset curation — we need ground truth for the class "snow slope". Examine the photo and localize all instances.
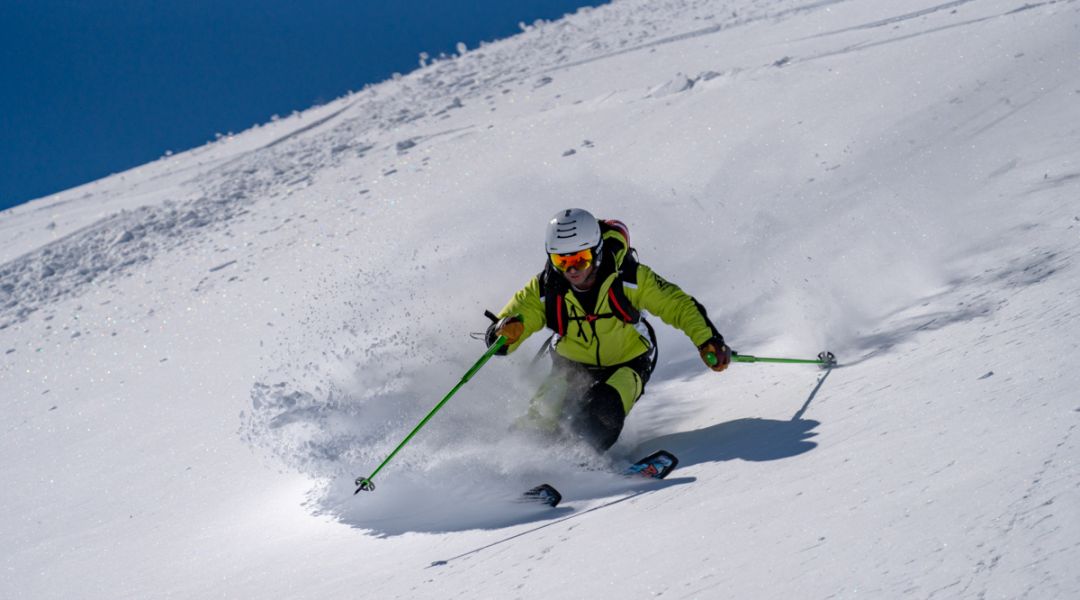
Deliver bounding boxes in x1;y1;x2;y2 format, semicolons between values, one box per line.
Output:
3;0;1079;597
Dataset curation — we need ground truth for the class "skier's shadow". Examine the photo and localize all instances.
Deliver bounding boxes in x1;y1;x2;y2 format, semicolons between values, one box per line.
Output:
633;416;820;469
632;367;831;466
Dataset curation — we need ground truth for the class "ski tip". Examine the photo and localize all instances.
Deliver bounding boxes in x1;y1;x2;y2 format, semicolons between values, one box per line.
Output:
626;450;679;480
523;483;562;508
651;450;679;477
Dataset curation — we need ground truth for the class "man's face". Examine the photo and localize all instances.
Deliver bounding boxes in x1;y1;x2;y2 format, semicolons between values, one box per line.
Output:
550;248;597;289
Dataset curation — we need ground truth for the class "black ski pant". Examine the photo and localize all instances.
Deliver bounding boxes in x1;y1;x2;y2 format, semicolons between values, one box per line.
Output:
541;351;655;452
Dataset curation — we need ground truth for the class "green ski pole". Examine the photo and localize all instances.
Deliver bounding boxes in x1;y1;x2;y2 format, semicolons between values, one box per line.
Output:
354;335;508;494
705;350;836;368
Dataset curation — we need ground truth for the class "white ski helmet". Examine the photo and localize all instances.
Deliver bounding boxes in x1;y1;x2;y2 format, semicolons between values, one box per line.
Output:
545;208;602;255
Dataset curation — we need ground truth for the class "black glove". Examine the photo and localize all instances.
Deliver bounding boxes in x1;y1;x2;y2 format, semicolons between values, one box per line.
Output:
698;336;731;372
486;316;524;355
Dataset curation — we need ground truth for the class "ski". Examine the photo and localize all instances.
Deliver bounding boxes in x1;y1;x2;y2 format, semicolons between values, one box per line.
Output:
521;449;679;507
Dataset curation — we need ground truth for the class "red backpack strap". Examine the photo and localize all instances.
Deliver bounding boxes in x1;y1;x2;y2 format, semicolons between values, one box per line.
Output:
540;265;570;337
555;294;566;336
607;288;633;322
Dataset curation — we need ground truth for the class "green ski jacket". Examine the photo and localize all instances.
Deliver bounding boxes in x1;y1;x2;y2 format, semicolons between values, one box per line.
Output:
497;227;718;367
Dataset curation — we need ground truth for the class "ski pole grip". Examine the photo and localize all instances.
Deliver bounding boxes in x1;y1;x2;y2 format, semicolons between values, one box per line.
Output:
705;352;718;367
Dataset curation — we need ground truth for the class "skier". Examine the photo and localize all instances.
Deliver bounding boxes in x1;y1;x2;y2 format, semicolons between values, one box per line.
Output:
486;208;730;452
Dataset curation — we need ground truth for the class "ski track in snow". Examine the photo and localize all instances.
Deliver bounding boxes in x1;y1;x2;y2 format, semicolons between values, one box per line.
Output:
2;0;1080;598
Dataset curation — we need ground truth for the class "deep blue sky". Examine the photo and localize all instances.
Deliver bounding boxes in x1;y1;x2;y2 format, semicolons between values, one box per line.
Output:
0;1;603;211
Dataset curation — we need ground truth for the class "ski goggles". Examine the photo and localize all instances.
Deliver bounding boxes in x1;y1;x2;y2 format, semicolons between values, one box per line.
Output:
549;248;594;272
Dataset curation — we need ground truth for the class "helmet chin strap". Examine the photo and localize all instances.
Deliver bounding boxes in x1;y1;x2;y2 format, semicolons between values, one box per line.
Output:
589;239;603;271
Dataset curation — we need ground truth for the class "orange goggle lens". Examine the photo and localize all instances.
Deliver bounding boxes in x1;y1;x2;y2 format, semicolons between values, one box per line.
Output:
550;249;594;272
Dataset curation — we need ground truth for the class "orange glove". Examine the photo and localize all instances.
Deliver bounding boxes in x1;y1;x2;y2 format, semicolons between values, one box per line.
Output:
496;317;524;345
486;316;524;354
698;337;731;372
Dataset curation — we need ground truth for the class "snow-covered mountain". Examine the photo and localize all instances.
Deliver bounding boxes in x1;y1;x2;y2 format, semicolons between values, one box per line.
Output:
3;0;1079;597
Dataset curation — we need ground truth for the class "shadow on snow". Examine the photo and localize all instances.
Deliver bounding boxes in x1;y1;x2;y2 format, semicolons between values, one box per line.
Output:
637;416;820;470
